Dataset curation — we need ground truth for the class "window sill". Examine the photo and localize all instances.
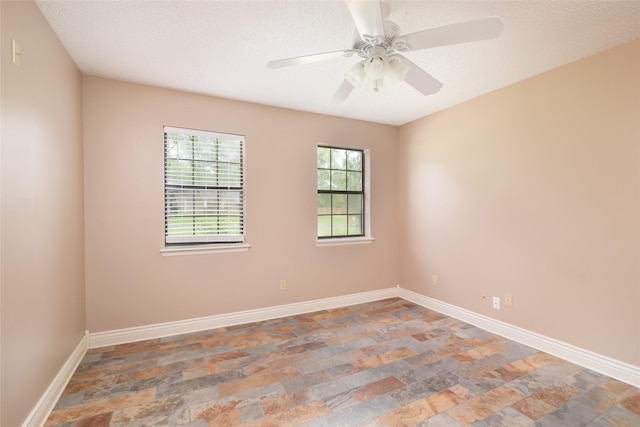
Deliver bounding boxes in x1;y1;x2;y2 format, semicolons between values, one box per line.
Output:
316;237;375;247
160;243;250;256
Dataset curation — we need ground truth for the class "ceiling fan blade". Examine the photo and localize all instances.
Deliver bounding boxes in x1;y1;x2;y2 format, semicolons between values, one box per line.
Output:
346;0;385;41
400;56;443;96
267;49;357;68
403;16;504;51
332;79;355;103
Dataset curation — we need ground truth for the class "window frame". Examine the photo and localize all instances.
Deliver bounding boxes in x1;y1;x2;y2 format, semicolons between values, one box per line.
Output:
163;126;246;248
317;145;367;240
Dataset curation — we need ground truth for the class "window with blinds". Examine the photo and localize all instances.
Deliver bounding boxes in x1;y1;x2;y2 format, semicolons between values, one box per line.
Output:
164;126;245;245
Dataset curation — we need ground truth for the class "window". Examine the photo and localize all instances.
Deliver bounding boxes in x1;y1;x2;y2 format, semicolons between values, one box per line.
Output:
317;146;364;238
164;126;244;245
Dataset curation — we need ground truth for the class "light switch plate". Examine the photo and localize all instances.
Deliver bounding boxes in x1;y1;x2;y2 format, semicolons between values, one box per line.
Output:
12;39;21;66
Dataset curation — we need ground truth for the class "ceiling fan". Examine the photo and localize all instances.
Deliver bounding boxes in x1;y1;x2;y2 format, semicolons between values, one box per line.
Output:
267;1;504;102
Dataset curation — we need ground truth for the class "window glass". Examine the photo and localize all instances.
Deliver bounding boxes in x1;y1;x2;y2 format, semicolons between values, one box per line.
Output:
317;146;364;238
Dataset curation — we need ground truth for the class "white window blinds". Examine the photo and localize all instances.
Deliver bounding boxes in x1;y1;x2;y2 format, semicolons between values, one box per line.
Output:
164;126;245;244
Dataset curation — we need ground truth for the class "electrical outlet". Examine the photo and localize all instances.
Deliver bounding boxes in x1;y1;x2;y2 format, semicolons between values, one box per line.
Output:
432;275;438;286
279;280;286;291
492;296;500;309
504;294;513;307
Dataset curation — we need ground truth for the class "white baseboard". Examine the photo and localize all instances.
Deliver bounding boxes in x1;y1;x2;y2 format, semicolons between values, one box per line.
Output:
32;288;638;427
89;287;399;348
89;286;639;387
22;331;89;427
399;288;640;388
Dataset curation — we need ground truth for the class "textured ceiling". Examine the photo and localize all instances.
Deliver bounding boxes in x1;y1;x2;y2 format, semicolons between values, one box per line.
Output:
36;1;640;126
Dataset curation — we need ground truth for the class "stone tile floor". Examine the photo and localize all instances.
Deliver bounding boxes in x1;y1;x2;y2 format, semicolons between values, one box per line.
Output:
46;298;640;426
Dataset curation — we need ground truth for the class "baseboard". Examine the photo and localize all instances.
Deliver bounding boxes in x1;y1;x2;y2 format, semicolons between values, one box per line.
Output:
89;287;399;348
22;331;89;427
399;288;640;388
30;287;638;427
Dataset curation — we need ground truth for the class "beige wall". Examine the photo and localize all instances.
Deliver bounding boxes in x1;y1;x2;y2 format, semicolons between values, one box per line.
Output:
398;39;640;366
83;76;400;333
1;2;86;426
1;1;638;421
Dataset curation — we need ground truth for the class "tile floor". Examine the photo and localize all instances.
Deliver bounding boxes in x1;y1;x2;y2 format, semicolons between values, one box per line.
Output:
46;298;640;426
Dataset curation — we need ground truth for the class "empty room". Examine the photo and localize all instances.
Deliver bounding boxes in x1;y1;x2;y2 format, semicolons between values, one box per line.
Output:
1;1;639;426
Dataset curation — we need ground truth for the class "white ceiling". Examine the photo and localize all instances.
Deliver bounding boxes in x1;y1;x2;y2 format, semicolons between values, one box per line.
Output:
36;1;640;126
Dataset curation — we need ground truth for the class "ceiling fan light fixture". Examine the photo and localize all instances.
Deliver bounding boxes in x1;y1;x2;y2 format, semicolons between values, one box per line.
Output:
363;53;388;80
345;52;409;92
345;61;366;86
345;61;388;92
387;56;410;81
